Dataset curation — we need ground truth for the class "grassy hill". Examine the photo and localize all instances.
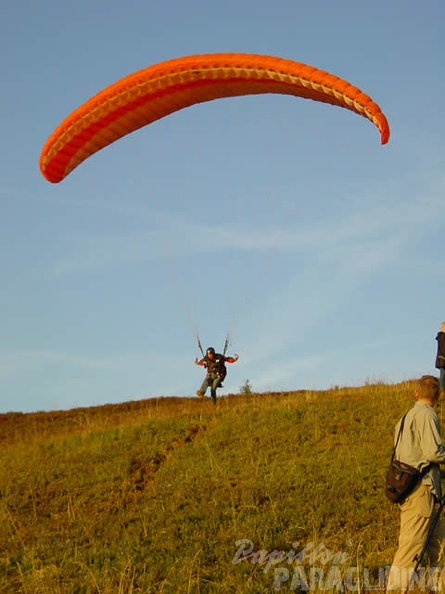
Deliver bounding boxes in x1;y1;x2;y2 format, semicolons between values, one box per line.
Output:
0;381;422;593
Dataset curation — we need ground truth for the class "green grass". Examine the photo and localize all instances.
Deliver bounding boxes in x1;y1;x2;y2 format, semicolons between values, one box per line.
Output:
0;381;423;592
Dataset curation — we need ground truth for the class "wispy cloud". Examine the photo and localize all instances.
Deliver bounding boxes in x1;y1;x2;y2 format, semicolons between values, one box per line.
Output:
48;172;444;278
229;175;445;389
0;350;112;379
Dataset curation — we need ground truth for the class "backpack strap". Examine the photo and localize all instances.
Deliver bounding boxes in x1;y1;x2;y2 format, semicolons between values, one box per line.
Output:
391;414;406;463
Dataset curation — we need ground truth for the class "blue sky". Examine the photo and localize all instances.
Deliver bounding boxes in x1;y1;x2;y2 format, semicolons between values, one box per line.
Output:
1;1;444;413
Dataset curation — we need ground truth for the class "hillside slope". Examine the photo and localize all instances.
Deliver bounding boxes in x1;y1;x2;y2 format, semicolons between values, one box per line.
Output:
0;382;418;593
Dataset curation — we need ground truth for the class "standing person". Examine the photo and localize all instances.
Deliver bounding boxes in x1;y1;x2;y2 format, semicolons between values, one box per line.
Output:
435;322;445;393
194;347;239;404
387;375;445;592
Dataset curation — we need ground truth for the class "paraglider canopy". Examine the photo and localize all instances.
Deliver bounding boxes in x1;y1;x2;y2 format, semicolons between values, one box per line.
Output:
39;52;390;184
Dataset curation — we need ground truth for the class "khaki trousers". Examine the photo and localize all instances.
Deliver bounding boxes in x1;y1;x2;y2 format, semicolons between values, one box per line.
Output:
387;485;445;592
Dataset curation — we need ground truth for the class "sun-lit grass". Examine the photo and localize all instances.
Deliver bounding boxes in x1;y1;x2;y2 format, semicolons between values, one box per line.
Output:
0;380;423;592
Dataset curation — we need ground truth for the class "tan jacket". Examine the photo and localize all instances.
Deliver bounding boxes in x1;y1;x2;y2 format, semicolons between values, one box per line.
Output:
395;401;445;500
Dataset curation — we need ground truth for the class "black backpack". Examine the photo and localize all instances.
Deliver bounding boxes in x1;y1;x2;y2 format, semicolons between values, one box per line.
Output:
205;353;226;377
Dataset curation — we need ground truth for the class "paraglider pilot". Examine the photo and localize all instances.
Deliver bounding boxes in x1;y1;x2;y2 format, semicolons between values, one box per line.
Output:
195;347;239;403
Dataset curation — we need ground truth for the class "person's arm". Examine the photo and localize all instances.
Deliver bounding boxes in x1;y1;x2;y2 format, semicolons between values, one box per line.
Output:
418;411;445;465
438;333;445;356
224;354;239;364
194;358;205;366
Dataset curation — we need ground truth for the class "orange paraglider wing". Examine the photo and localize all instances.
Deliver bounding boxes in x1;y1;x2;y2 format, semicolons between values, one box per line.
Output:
39;53;390;183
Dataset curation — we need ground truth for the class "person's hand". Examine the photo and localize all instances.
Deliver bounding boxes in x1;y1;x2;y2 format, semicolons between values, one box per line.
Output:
233;354;239;361
194;358;199;365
